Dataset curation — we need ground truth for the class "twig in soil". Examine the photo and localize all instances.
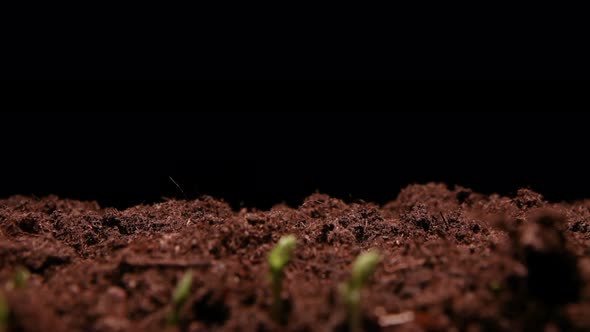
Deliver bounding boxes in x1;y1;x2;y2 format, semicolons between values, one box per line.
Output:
166;270;193;325
340;251;380;332
268;235;297;324
168;176;187;199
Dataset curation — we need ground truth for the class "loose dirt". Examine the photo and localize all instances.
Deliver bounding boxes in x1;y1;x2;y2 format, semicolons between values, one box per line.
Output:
2;183;590;331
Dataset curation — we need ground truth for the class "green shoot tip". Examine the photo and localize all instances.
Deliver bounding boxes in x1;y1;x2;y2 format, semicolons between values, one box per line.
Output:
172;270;193;306
351;251;380;289
268;235;297;273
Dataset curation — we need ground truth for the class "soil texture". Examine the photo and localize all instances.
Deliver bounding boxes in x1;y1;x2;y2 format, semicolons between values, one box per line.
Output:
3;183;590;331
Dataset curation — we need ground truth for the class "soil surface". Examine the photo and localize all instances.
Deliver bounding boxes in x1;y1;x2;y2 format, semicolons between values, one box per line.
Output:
2;183;590;331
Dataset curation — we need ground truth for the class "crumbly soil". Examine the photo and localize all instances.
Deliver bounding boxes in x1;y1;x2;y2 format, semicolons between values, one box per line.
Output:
2;183;590;332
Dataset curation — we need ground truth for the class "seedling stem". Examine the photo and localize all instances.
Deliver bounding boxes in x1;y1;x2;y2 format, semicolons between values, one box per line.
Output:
166;270;193;325
267;235;296;323
341;251;380;332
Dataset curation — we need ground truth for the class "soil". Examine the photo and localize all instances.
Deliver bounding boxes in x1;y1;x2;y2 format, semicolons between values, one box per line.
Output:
2;183;590;331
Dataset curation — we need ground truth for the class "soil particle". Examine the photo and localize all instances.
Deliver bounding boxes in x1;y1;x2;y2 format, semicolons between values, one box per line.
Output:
513;189;545;210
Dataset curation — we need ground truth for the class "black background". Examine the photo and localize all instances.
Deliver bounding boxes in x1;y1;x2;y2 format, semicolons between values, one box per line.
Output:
3;0;588;79
1;110;587;210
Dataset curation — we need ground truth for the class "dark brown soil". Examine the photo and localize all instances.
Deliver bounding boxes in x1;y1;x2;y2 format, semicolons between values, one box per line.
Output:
3;183;590;331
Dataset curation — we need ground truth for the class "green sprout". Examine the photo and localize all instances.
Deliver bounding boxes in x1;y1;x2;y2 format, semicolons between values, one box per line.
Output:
267;235;296;323
0;293;7;332
341;251;380;332
166;270;193;325
489;281;502;293
5;267;30;290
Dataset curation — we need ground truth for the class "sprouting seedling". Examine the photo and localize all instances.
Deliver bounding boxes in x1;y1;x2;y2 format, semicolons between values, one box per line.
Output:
489;281;502;293
166;270;193;325
0;293;7;332
13;267;30;289
267;234;296;323
5;267;30;290
340;251;380;332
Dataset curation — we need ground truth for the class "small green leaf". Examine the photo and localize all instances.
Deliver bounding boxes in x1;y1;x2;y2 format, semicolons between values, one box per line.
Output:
172;270;193;306
14;267;30;289
267;235;297;323
5;267;30;291
343;251;381;332
351;251;380;289
268;235;297;273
